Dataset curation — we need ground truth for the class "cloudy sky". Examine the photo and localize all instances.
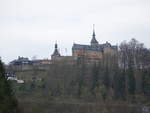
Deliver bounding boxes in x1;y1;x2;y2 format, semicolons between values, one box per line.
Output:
0;0;150;63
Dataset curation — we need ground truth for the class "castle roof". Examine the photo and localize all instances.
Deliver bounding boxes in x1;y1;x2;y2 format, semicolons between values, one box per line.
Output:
72;42;117;52
51;43;61;57
91;25;98;44
9;56;31;65
72;44;102;51
91;37;98;44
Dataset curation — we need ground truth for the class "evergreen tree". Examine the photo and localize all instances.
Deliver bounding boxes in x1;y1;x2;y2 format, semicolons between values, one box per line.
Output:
0;60;18;113
103;64;109;88
113;69;126;100
143;68;150;96
77;56;86;98
91;63;99;96
127;61;135;95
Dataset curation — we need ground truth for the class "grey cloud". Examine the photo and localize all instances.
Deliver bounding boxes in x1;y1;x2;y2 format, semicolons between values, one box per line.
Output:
0;0;150;63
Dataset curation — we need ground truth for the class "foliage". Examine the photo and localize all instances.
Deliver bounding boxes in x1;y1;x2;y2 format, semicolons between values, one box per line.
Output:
143;68;150;95
9;38;150;107
91;63;99;96
0;60;18;113
113;69;126;99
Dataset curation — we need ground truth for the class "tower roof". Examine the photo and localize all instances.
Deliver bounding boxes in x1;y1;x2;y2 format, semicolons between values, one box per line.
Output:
91;24;98;45
51;43;61;57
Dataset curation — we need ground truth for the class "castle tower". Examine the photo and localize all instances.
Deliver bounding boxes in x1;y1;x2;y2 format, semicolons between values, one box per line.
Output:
51;43;61;59
91;25;99;46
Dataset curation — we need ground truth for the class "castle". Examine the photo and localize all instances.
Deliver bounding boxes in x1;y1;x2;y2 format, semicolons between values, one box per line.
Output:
9;26;118;66
51;26;118;62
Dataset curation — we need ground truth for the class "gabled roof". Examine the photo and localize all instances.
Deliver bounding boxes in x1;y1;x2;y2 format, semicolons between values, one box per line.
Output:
72;42;118;52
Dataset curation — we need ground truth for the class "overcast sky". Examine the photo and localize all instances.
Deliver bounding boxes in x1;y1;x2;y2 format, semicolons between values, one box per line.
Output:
0;0;150;63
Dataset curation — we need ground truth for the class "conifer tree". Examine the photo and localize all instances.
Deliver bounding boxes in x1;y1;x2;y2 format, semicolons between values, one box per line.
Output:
0;60;18;113
127;60;135;95
77;56;86;98
113;69;126;99
91;63;99;96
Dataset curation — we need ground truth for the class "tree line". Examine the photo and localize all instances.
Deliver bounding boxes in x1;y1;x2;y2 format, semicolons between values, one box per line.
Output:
76;38;150;101
12;38;150;103
68;38;150;101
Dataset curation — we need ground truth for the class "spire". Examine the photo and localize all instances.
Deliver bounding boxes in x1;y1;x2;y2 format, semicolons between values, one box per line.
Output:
51;42;61;57
55;43;57;49
91;24;98;46
92;24;96;37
